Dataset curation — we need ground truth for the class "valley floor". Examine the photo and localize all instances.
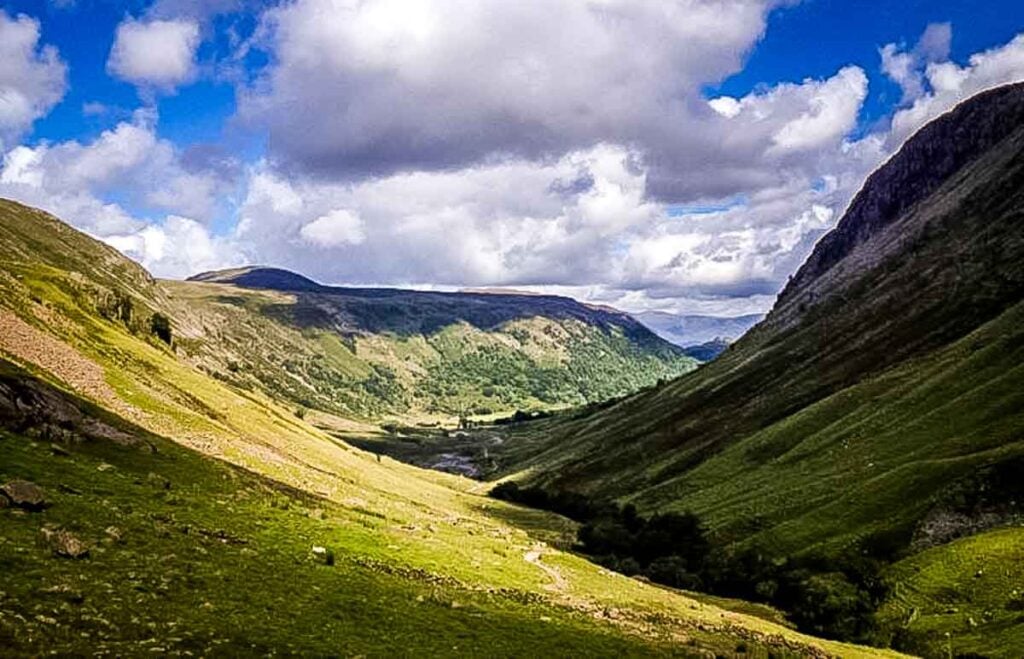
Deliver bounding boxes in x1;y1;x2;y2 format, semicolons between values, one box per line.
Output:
0;364;894;657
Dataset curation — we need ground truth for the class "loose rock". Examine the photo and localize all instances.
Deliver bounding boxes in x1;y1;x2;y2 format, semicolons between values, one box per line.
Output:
40;526;90;559
1;480;48;511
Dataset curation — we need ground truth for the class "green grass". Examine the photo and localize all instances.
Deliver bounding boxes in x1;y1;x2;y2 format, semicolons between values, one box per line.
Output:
0;431;683;656
877;527;1024;658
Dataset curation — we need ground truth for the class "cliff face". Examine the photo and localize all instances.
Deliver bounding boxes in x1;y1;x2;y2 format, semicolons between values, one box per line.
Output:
779;82;1024;307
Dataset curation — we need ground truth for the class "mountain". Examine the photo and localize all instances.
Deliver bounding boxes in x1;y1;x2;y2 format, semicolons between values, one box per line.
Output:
176;266;696;421
494;83;1024;654
191;265;324;292
680;338;732;362
634;311;763;348
0;199;887;656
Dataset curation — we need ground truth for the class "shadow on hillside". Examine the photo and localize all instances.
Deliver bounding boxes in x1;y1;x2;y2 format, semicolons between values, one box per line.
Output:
242;287;660;341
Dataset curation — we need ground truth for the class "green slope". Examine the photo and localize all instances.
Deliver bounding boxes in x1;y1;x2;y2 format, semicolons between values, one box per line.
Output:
878;527;1024;657
490;84;1024;653
172;266;696;424
0;200;892;655
163;276;695;424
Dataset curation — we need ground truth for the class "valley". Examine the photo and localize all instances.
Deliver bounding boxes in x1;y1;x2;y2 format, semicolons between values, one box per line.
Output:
0;72;1022;659
0;199;882;656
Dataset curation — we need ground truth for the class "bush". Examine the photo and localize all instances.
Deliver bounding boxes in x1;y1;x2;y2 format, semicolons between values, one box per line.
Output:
489;481;521;501
150;313;172;344
635;512;709;568
578;519;635;556
786;572;875;641
645;556;703;590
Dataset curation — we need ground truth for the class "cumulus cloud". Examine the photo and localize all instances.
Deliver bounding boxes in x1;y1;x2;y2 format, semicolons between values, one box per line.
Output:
887;32;1024;145
880;22;952;104
0;11;67;150
0;109;234;238
108;18;201;91
234;145;662;288
104;215;242;279
242;0;790;200
300;210;366;247
708;66;869;156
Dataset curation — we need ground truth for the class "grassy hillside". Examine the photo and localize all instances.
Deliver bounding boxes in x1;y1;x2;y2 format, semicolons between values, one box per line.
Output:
489;85;1024;653
0;199;893;655
173;267;696;423
877;527;1024;657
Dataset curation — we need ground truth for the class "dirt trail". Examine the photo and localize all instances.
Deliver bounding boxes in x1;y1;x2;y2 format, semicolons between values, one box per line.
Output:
524;544;569;593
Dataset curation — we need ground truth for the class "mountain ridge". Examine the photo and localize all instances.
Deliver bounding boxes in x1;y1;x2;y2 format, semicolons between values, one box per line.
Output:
634;311;763;348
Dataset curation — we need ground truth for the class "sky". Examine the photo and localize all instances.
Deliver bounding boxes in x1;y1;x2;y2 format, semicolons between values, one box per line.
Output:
1;1;1024;316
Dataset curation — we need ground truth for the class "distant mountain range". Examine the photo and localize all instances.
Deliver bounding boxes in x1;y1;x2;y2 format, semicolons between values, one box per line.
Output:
634;311;762;347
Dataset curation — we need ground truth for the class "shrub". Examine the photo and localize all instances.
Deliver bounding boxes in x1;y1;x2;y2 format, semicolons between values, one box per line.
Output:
785;572;875;641
489;481;521;501
645;556;703;590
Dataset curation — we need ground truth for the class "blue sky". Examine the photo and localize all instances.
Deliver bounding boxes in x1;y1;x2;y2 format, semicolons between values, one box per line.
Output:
1;0;1023;315
716;0;1024;127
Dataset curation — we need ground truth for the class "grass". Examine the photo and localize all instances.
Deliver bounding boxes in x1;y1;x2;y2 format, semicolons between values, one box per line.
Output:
0;431;682;656
877;527;1024;657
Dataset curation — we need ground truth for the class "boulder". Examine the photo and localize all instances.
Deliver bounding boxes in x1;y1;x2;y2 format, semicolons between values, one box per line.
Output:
0;480;48;511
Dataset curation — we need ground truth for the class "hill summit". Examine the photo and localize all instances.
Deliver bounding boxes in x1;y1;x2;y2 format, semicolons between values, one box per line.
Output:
189;266;324;292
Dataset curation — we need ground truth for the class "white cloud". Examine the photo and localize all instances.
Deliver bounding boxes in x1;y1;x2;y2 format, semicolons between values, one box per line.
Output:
708;96;742;118
880;22;953;104
0;110;232;236
301;209;366;247
104;215;242;279
888;33;1024;145
770;67;869;153
242;0;786;200
108;18;200;91
234;144;664;288
0;11;67;150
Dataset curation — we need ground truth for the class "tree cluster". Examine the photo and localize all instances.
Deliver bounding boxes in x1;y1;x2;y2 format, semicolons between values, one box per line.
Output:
490;482;886;644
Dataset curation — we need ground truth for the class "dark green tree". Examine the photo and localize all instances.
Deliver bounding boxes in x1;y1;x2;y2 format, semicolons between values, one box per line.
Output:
150;313;172;344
